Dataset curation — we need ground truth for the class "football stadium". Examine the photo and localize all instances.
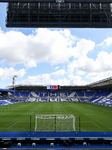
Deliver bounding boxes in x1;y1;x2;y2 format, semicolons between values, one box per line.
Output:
0;76;112;149
0;0;112;149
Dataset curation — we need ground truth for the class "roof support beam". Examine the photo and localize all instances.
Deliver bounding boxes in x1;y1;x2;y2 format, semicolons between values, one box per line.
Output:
0;0;112;3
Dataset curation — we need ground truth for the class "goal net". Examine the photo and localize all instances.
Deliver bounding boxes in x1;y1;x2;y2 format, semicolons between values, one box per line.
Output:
35;115;75;131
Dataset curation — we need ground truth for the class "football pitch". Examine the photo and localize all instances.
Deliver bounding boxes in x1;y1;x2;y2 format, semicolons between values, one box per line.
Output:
0;102;112;132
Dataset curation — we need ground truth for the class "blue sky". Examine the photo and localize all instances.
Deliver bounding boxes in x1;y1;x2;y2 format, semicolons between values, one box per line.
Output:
0;2;112;88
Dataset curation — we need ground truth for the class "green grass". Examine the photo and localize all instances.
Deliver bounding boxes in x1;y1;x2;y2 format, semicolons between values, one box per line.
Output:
0;102;112;132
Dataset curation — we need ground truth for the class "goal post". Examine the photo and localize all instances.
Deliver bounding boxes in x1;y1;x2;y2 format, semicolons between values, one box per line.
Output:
35;114;75;132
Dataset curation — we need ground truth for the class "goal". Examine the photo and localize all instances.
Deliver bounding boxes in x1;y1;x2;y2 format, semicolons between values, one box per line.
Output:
35;114;75;131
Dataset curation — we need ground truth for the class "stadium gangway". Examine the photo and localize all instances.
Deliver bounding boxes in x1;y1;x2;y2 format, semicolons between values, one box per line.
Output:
0;0;112;3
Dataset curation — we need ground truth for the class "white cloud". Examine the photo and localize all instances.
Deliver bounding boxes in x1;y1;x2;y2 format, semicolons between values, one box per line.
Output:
86;71;112;83
21;75;70;86
68;50;112;73
55;66;60;70
51;69;66;78
0;28;78;66
24;60;37;69
0;67;26;80
20;68;88;86
21;73;51;85
68;74;87;85
21;69;66;85
67;56;95;75
72;38;95;58
96;51;112;72
97;42;104;47
1;27;112;86
97;37;112;47
104;37;112;46
0;30;27;65
52;78;70;85
67;49;112;84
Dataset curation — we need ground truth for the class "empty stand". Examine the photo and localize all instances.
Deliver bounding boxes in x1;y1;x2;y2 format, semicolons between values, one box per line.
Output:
1;87;112;107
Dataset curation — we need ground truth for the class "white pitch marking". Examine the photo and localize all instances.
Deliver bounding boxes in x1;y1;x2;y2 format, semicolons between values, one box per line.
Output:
9;121;18;129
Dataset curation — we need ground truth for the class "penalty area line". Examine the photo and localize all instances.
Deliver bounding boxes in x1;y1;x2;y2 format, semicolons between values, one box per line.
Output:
91;121;101;129
8;121;29;129
9;121;18;129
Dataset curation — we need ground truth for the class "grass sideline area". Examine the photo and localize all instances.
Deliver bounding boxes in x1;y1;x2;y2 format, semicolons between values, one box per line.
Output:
0;102;112;132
